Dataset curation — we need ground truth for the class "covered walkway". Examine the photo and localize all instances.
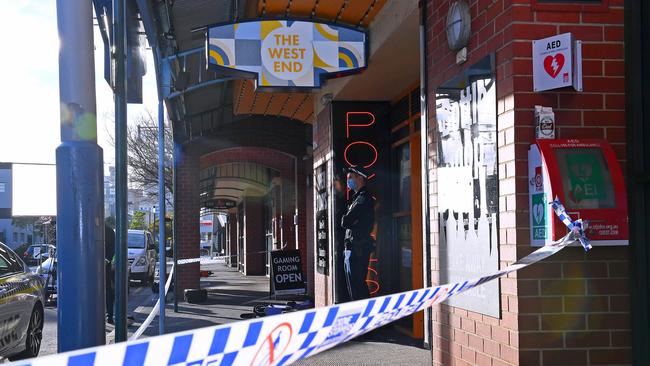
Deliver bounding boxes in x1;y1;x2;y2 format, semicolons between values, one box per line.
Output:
133;259;430;365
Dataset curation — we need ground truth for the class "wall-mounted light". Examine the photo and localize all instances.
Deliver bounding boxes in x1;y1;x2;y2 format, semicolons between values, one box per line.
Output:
320;93;333;106
445;1;471;51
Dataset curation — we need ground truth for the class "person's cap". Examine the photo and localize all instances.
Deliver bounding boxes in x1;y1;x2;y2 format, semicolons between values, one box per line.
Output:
346;165;370;179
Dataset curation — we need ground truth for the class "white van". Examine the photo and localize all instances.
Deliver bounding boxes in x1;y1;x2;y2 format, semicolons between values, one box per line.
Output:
127;230;156;284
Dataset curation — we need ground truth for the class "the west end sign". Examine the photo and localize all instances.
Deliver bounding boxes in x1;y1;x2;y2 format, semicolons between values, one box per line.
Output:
206;19;367;89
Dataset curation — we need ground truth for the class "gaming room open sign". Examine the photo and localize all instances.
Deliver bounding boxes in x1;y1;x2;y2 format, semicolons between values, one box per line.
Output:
270;249;306;296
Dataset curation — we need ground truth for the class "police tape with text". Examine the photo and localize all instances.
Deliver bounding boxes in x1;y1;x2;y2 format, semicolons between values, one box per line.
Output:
176;249;272;265
16;199;591;366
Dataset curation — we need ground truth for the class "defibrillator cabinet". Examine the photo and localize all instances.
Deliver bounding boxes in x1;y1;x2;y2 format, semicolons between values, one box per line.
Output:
528;139;628;246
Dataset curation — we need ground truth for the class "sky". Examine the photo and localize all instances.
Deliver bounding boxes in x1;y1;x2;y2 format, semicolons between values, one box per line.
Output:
0;0;158;216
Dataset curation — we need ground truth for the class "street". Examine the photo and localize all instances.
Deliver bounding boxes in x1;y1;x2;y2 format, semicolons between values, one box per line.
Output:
39;281;160;356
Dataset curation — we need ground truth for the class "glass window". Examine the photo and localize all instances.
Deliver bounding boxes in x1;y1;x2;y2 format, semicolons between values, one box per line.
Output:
394;143;412;212
0;245;22;275
0;252;10;275
127;232;146;248
410;88;420;115
390;97;409;126
7;250;24;272
391;125;409;142
554;148;615;209
0;182;5;193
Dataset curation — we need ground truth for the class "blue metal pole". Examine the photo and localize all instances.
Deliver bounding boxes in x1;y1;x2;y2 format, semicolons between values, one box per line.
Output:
158;99;166;334
113;0;129;342
55;0;105;352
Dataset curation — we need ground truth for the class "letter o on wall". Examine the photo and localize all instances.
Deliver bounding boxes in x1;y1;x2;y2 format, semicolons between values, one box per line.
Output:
344;141;378;168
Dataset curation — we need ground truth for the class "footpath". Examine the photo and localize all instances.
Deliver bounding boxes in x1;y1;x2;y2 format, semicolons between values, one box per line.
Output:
130;258;431;365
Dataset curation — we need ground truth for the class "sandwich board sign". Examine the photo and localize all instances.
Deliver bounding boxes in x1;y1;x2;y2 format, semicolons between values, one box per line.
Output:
532;33;582;92
270;249;306;297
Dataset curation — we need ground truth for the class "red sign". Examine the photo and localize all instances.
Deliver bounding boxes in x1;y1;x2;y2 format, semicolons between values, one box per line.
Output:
250;323;293;366
535;139;628;243
543;53;564;78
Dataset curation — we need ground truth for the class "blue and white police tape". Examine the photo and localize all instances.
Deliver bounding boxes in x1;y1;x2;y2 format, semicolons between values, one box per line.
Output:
177;258;202;265
14;237;584;366
130;265;176;340
551;196;592;251
178;250;272;265
17;199;590;366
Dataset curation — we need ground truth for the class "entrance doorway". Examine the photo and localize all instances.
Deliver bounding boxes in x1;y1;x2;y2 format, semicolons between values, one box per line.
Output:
390;86;424;339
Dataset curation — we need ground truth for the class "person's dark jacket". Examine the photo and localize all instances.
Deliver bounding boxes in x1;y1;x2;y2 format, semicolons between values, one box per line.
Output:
105;226;115;264
341;187;374;251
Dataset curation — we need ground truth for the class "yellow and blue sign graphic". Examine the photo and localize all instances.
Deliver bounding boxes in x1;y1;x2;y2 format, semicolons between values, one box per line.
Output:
207;20;367;88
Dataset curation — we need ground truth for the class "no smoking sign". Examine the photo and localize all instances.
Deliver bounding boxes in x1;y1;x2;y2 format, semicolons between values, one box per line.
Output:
532;33;583;92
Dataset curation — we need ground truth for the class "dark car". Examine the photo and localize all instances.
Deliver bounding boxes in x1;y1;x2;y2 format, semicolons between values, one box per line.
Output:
21;244;55;267
0;241;46;360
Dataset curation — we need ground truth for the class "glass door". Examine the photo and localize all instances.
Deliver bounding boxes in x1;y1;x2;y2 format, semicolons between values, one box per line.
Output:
390;86;424;339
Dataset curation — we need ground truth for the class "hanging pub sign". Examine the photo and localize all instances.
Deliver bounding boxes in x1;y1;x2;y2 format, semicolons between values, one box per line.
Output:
206;20;368;89
203;199;236;210
532;32;582;92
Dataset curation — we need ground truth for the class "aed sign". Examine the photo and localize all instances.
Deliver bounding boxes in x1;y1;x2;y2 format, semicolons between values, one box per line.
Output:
270;249;306;295
532;33;582;92
206;20;367;89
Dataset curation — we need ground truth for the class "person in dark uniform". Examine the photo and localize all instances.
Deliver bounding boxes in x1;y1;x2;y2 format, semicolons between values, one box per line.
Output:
105;225;116;324
341;166;375;301
333;170;350;302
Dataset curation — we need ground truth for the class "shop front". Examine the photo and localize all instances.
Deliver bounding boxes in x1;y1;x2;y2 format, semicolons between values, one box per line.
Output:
309;0;426;340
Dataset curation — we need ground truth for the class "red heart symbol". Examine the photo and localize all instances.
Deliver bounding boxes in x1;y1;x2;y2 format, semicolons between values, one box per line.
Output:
543;54;565;78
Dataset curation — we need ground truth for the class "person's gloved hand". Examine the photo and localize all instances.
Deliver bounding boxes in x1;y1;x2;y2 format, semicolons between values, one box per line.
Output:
344;249;352;274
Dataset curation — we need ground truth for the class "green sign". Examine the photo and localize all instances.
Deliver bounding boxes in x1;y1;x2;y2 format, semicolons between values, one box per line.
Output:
566;153;605;203
532;193;547;240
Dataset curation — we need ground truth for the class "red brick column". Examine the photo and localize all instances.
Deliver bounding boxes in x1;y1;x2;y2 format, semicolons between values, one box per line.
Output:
243;196;265;275
174;145;200;295
227;213;238;268
312;107;333;307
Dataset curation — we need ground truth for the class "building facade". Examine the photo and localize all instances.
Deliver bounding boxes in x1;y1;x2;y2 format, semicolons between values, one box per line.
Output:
424;1;629;365
132;0;646;363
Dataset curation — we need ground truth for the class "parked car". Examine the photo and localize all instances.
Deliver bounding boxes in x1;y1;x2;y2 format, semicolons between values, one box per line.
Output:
22;244;55;267
127;230;156;284
35;257;57;302
0;241;45;360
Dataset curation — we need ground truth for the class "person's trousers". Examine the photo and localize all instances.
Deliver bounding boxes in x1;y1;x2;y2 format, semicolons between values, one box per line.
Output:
105;266;115;317
345;249;371;301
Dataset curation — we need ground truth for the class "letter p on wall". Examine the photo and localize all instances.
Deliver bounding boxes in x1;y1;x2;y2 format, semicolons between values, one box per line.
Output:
346;112;375;138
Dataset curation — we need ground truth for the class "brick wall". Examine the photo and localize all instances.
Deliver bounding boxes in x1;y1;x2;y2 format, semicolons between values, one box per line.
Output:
227;212;238;268
313;106;332;307
426;1;629;365
243;196;265;275
510;2;630;365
